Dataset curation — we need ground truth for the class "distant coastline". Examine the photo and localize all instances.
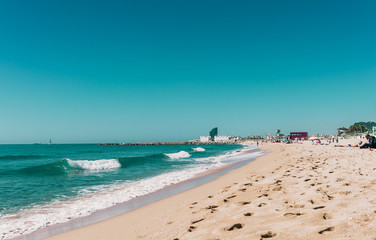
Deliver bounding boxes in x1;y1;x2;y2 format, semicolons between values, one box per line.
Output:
98;141;244;146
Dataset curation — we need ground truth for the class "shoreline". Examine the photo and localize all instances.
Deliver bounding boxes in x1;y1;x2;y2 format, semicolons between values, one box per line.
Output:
46;142;376;240
42;144;278;240
10;144;264;240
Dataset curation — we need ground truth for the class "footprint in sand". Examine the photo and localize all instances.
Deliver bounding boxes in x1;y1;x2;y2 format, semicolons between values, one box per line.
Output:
323;213;332;220
224;195;237;203
191;218;204;224
318;226;334;234
206;205;218;213
339;191;352;195
313;206;325;210
260;231;277;239
284;212;303;216
293;204;305;208
227;223;243;231
187;226;196;232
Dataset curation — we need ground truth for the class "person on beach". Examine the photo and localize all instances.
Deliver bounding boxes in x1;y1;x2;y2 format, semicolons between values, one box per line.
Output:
359;134;376;149
334;141;363;147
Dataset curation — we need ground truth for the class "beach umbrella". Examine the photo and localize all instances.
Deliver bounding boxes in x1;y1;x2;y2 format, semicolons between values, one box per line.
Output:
308;136;319;140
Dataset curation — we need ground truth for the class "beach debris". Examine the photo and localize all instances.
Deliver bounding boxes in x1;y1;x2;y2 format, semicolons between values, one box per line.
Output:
227;223;243;231
244;212;252;216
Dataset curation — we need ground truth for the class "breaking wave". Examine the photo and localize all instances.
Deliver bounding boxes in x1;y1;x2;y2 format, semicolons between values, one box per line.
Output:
66;159;121;170
192;147;206;152
164;151;191;159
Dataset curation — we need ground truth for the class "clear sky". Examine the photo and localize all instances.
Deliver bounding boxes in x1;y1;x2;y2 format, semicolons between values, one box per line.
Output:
0;0;375;143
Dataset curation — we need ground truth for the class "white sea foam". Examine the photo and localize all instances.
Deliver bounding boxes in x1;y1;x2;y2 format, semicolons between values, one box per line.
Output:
0;145;264;240
192;147;206;152
194;145;262;165
66;158;121;170
164;151;191;159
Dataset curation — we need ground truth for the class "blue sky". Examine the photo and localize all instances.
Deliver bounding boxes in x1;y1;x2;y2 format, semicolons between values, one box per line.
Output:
0;0;375;143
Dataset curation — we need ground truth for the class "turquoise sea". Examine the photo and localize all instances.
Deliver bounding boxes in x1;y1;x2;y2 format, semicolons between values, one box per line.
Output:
0;143;262;239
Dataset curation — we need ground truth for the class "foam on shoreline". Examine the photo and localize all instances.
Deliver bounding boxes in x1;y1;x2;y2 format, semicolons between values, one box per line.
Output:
2;145;263;240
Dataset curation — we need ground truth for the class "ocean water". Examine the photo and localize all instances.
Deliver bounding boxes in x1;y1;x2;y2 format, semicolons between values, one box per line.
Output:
0;143;262;239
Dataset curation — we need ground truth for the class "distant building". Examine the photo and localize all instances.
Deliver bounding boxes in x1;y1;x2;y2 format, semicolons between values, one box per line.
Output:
289;132;308;140
214;135;230;142
200;136;211;142
210;127;218;139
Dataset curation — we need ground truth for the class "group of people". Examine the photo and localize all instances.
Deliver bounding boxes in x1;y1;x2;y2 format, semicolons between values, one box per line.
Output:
334;134;376;149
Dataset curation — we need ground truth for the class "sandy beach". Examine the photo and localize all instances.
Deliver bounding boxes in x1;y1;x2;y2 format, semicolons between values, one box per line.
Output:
46;141;376;240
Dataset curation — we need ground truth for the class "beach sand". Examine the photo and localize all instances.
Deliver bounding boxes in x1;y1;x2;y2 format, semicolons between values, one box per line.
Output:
47;142;376;240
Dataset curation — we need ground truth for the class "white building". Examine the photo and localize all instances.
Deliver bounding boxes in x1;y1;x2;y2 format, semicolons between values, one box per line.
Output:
214;135;231;142
200;136;211;142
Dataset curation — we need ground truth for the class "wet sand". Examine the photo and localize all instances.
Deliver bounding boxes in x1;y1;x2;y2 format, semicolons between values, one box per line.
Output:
46;142;376;240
